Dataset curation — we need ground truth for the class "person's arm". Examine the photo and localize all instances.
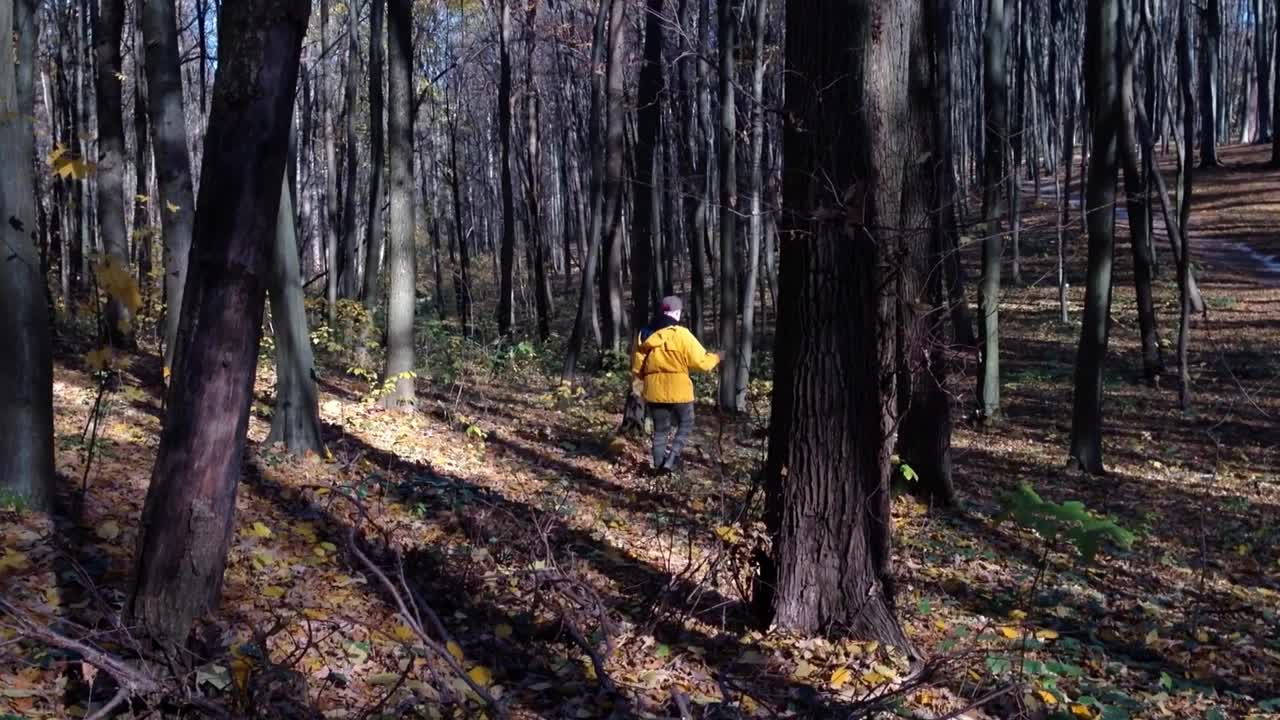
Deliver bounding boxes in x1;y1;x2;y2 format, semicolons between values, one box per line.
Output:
684;330;720;373
630;337;646;378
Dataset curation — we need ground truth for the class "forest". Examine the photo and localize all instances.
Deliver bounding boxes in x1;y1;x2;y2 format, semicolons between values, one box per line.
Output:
0;0;1278;716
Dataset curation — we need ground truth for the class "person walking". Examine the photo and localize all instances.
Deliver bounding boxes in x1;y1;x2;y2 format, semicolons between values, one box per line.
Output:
631;296;719;473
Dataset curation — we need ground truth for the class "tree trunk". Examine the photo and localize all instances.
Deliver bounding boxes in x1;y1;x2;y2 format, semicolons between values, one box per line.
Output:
1178;0;1195;409
381;0;416;410
1069;0;1121;476
716;0;740;412
448;109;472;335
899;0;957;507
132;0;154;319
1119;10;1164;382
1200;0;1221;166
597;0;627;351
734;0;766;411
339;5;361;299
362;0;385;306
978;0;1008;423
1256;0;1273;141
757;0;918;650
141;0;197;371
128;0;307;645
321;0;340;322
563;0;612;379
935;0;976;348
1273;0;1280;164
267;177;324;454
523;0;552;341
94;0;132;346
496;0;516;336
0;0;55;511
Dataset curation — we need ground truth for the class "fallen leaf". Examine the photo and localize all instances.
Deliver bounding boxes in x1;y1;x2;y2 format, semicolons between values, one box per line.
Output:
494;623;513;640
261;585;286;599
829;667;852;689
467;665;493;687
1037;689;1057;706
95;521;120;541
447;640;465;663
999;626;1020;639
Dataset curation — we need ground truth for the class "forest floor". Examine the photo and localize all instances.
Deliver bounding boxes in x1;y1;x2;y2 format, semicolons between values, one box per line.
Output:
3;144;1279;719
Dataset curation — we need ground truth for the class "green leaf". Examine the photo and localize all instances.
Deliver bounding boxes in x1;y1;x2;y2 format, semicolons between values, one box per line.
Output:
654;644;671;659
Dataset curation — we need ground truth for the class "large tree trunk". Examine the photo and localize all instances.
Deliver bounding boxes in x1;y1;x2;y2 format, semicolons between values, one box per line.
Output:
1118;10;1164;382
0;0;55;511
381;0;416;410
1178;0;1195;409
716;0;740;412
496;0;516;336
978;0;1008;424
127;0;307;645
1273;0;1280;164
898;0;957;507
362;0;385;306
267;177;324;454
1199;0;1221;166
757;0;919;650
94;0;132;346
1069;0;1121;476
141;0;197;371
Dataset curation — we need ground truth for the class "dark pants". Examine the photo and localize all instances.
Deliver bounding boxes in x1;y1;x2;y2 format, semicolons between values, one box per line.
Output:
649;402;694;470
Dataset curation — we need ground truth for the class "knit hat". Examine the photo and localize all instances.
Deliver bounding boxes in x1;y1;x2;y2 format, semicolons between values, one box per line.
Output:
661;296;683;316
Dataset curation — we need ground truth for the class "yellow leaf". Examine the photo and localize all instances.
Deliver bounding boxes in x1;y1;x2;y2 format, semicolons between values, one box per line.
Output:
829;667;852;689
998;626;1020;639
1036;689;1058;706
1070;703;1095;718
714;525;741;543
303;608;328;620
162;365;171;382
446;640;465;663
1008;609;1028;621
391;624;416;643
467;665;493;687
95;521;121;541
230;657;252;691
0;550;29;572
1196;629;1210;643
861;670;887;686
249;521;273;538
165;200;180;214
792;660;815;679
494;623;513;640
1144;629;1159;646
47;143;68;165
1035;629;1059;640
261;585;286;599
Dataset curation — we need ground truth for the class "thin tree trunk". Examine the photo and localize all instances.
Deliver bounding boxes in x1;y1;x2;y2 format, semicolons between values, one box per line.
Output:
597;0;627;351
734;0;766;411
1178;0;1195;409
1200;0;1221;166
340;6;361;299
0;0;55;511
381;0;416;410
496;0;516;336
132;0;153;320
362;0;385;306
94;0;132;346
1069;0;1121;475
717;0;739;411
321;0;340;322
1255;0;1272;141
128;0;307;645
141;0;197;371
523;0;552;341
978;0;1008;423
267;177;324;454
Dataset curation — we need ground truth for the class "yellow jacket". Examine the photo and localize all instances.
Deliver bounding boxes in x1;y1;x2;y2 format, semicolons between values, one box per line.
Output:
630;322;720;404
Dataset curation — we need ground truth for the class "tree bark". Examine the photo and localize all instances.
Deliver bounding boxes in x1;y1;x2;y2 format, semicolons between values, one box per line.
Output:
523;2;552;341
339;4;361;299
131;0;154;319
496;0;516;336
1200;0;1221;166
1069;0;1121;476
141;0;197;371
1178;0;1195;409
267;177;325;455
757;0;919;649
321;0;340;322
128;0;308;645
94;0;132;346
597;0;627;351
716;0;739;412
0;0;55;511
1118;9;1164;382
362;0;385;306
733;0;767;411
1256;0;1273;141
381;0;416;410
978;0;1008;423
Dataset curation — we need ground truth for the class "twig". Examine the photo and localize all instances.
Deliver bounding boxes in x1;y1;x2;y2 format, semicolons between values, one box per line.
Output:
85;688;129;720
